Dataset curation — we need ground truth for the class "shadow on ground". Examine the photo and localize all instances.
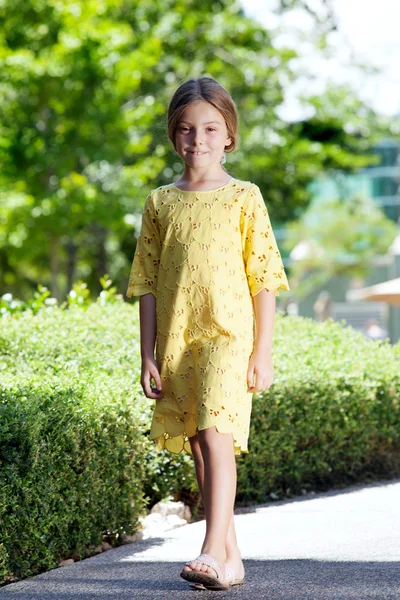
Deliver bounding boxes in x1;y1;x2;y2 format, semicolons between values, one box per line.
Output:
2;479;400;599
1;559;399;600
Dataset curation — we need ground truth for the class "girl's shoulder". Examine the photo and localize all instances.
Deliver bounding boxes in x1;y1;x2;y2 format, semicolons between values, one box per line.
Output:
150;179;256;197
151;183;174;196
230;179;257;193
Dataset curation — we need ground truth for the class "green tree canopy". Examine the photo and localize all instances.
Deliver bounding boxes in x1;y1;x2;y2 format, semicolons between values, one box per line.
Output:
0;0;391;299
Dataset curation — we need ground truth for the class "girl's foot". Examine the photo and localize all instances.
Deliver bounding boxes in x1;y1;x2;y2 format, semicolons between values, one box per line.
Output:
182;560;217;578
189;561;245;591
180;553;229;590
182;548;226;580
225;555;245;582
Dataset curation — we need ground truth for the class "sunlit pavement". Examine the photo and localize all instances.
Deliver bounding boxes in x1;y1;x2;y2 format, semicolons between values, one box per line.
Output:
2;479;400;599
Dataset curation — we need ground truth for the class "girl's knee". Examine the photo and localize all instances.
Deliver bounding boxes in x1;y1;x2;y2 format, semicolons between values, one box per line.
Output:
198;426;233;451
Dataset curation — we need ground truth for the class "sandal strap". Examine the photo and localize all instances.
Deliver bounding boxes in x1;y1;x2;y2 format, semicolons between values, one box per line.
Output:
184;553;224;582
224;563;235;585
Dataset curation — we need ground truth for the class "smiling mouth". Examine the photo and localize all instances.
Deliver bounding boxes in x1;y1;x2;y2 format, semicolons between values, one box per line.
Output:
188;151;207;155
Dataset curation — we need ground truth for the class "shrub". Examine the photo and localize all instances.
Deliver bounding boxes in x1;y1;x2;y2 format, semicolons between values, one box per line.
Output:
237;316;400;503
0;301;149;584
1;296;399;584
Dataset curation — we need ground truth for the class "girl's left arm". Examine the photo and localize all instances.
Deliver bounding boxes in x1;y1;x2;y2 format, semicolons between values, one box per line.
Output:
252;288;276;353
240;183;290;392
247;289;276;392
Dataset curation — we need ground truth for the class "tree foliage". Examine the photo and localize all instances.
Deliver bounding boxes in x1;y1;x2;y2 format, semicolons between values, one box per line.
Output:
0;0;390;299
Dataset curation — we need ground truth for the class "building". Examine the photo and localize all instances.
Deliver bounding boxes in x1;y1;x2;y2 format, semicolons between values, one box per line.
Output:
288;138;400;343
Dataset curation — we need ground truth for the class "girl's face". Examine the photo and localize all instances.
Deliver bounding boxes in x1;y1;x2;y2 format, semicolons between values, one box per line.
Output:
174;100;232;168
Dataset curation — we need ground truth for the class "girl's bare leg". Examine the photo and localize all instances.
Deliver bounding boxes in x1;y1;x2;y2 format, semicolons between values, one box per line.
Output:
182;429;244;580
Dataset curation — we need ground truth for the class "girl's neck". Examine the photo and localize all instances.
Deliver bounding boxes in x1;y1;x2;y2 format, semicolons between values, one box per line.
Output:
174;170;233;191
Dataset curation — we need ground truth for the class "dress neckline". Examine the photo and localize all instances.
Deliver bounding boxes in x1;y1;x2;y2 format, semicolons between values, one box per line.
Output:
170;178;237;194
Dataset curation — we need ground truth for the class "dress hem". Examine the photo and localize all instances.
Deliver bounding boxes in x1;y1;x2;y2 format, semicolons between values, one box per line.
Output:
126;287;156;298
150;424;249;457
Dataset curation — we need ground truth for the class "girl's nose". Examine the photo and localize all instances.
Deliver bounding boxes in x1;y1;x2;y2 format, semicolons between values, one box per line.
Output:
192;132;204;145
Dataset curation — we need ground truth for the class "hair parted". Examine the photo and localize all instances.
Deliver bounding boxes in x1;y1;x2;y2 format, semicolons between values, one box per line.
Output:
167;76;239;153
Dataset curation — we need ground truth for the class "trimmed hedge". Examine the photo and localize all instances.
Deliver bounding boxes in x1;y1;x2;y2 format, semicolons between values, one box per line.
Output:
0;302;152;584
1;299;400;584
237;316;400;503
0;383;146;583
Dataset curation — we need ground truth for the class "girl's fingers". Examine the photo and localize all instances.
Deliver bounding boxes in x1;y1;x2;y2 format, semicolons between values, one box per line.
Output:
247;370;255;389
144;385;163;399
249;375;274;393
142;378;154;398
141;367;163;399
151;369;163;392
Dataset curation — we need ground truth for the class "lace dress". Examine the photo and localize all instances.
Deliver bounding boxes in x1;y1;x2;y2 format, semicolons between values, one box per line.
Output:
126;179;290;455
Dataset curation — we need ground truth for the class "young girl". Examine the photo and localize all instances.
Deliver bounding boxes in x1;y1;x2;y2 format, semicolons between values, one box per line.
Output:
126;76;290;591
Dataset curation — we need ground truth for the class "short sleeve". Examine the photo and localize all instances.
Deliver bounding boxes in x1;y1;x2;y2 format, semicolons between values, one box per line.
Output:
126;192;161;298
240;184;290;297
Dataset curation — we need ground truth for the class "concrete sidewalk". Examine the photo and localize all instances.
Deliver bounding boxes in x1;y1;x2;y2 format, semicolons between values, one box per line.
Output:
1;479;400;599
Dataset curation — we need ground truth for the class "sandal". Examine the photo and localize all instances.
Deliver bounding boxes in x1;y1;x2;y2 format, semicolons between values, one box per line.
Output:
180;553;229;590
225;563;245;586
189;562;244;590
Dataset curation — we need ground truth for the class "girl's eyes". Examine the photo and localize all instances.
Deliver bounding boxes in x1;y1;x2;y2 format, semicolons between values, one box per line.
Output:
179;127;216;132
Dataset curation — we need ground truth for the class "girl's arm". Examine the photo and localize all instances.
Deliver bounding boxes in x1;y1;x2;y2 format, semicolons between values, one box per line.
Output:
252;289;276;352
248;289;276;392
139;293;163;398
139;293;157;359
240;184;289;392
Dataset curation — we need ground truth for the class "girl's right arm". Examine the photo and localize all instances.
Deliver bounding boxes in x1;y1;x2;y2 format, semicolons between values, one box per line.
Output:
139;293;163;399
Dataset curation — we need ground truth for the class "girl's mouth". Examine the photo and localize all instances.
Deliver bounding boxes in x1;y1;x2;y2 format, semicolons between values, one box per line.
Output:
188;151;207;156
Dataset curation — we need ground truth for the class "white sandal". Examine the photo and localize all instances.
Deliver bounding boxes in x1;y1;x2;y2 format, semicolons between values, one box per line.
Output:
188;562;244;590
180;553;229;590
225;563;245;586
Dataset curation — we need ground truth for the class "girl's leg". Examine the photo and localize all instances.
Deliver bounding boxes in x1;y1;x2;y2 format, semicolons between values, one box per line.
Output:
187;433;243;567
182;428;244;579
185;433;244;577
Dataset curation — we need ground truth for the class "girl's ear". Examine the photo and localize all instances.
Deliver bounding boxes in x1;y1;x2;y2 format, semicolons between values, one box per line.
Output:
225;135;232;148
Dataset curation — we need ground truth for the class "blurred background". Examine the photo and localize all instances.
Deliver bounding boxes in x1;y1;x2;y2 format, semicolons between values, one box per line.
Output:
1;0;400;341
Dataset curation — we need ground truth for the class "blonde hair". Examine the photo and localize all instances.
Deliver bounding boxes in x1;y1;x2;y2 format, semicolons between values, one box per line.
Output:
167;77;239;154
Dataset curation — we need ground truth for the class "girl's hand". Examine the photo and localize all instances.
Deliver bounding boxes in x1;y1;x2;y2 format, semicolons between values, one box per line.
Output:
247;348;274;393
141;356;164;399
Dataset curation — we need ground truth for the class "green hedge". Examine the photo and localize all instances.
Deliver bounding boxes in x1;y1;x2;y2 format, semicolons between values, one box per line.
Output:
1;299;400;584
0;383;146;583
0;302;153;584
237;316;400;503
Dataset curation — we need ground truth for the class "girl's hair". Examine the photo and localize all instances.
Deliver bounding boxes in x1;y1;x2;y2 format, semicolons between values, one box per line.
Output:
167;77;239;155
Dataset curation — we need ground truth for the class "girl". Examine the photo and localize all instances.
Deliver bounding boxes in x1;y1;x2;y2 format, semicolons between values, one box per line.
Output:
126;76;290;591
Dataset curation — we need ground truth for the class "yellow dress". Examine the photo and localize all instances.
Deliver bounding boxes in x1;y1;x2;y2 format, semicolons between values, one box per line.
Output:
126;179;290;455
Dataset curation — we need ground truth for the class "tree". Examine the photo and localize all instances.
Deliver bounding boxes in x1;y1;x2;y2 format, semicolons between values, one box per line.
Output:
0;0;389;299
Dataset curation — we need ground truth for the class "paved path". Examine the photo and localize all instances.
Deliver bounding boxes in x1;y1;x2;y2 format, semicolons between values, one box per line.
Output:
1;479;400;599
